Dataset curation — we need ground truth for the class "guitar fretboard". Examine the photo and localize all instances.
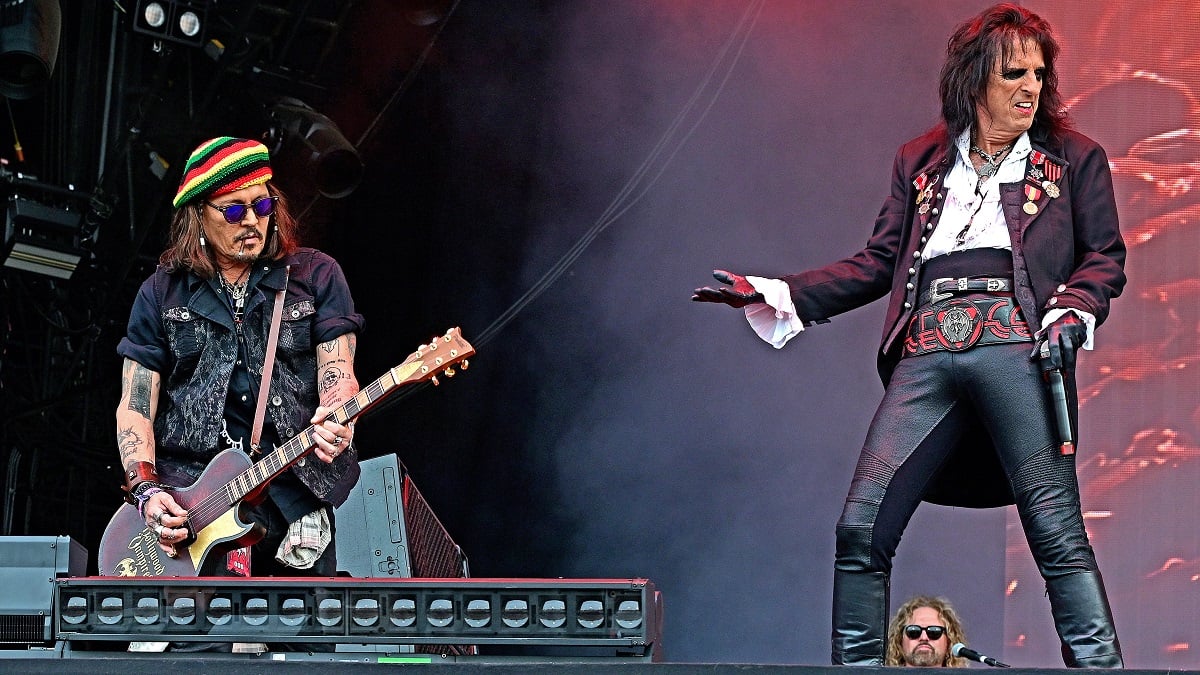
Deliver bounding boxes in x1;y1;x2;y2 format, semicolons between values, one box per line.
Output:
184;328;470;528
218;369;399;507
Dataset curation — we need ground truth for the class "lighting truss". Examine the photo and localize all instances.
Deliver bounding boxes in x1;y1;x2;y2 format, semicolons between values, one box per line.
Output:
55;578;661;658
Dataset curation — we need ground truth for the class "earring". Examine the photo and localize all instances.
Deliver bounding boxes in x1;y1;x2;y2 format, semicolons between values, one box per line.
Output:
199;233;206;246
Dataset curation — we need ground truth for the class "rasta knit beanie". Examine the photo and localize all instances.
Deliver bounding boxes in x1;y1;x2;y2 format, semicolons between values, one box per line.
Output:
172;137;273;208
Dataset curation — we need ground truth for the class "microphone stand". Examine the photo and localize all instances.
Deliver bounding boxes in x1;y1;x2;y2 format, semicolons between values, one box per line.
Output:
953;642;1011;668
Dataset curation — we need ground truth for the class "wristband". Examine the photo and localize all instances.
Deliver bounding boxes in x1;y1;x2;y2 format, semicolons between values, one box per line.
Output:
123;460;160;492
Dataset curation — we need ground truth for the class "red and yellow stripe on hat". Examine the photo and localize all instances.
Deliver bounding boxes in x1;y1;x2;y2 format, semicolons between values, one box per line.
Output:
172;137;273;208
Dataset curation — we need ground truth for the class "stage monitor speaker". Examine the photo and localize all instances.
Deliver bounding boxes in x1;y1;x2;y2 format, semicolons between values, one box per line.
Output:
0;536;85;646
334;453;469;580
334;453;472;655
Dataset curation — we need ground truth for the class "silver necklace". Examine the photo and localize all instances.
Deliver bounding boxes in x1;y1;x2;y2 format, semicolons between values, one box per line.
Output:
969;142;1012;180
221;269;250;322
223;278;247;301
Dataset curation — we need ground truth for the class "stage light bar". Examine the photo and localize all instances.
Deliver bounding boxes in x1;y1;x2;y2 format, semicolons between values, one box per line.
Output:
55;578;661;658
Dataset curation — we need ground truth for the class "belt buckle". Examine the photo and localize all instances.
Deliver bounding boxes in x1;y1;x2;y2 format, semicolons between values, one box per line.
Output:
936;299;984;351
928;277;954;305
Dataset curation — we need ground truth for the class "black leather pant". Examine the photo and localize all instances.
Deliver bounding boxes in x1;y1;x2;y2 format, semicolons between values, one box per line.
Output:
831;341;1121;667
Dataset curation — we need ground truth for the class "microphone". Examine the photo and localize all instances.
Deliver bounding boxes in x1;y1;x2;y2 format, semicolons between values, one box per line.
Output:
952;643;1010;668
1037;339;1075;455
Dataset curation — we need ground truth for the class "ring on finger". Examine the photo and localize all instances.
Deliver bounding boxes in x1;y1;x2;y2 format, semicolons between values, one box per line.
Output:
154;511;164;526
332;436;343;447
154;524;165;537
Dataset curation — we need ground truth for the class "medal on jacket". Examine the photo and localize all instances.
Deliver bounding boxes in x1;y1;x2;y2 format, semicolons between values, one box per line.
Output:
1023;183;1042;214
1029;151;1062;200
1042;161;1062;198
914;172;930;204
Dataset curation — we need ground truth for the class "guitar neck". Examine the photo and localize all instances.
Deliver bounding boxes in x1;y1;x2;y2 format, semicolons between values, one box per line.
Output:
224;360;422;503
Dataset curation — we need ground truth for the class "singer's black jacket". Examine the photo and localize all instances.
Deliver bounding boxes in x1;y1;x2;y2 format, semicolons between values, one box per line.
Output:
780;124;1126;507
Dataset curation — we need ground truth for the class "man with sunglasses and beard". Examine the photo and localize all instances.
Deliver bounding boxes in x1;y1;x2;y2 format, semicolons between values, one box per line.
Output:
114;138;364;638
886;596;969;667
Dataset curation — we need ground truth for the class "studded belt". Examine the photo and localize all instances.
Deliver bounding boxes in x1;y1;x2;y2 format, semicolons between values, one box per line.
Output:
920;276;1013;306
903;295;1032;357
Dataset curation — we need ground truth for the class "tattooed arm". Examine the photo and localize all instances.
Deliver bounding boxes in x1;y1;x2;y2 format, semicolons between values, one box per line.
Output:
116;357;161;473
311;332;360;463
116;357;189;551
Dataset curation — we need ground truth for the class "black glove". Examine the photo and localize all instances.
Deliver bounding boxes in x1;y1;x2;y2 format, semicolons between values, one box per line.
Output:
691;270;764;308
1038;312;1087;370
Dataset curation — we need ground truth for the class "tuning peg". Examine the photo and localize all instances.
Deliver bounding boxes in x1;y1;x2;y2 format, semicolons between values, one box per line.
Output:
431;375;440;386
460;360;469;370
444;368;456;377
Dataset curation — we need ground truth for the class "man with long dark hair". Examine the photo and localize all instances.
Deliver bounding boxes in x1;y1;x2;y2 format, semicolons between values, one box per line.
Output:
115;138;363;596
694;4;1124;667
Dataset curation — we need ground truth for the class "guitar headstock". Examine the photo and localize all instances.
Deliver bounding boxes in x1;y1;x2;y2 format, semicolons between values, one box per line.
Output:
392;327;475;387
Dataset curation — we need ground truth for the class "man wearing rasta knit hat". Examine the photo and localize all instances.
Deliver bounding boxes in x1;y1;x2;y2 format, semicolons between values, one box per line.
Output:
113;137;365;646
172;136;274;209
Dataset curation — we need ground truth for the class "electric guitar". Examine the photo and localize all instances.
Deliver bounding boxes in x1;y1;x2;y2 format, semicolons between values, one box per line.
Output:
98;327;474;577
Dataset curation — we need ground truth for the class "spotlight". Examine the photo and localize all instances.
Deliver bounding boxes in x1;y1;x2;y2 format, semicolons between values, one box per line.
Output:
577;599;604;629
169;596;196;625
280;596;307;627
464;599;490;628
133;596;161;626
131;0;209;48
502;598;530;628
351;597;381;628
538;598;566;628
2;194;86;280
0;0;62;100
267;97;363;199
615;599;644;629
177;9;201;38
390;597;417;627
427;598;453;627
142;3;165;29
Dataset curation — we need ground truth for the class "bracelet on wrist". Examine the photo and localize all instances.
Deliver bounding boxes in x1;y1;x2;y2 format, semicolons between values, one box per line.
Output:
134;485;165;516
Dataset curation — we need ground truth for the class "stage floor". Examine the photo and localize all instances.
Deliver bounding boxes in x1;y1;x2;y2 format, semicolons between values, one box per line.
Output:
1;650;1196;675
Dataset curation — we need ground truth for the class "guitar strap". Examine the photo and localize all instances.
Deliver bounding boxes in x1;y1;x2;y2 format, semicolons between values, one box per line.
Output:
250;265;290;456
